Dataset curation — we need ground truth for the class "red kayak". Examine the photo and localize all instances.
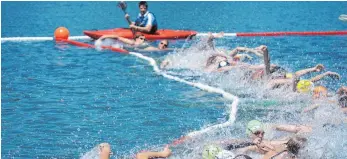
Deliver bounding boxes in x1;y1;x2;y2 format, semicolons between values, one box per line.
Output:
84;28;197;40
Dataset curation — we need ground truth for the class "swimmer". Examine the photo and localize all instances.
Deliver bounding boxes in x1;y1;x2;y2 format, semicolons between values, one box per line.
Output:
204;53;278;73
264;62;340;92
262;136;307;159
337;86;347;113
98;143;171;159
304;85;347;114
159;32;225;69
135;39;175;52
218;120;289;156
97;33;149;48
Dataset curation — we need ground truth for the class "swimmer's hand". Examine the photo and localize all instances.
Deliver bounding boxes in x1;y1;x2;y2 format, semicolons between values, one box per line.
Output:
160;60;170;69
325;71;340;80
161;145;172;157
254;45;267;52
314;64;324;72
253;139;275;152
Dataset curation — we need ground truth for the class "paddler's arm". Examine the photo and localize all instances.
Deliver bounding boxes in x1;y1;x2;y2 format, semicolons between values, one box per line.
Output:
130;24;153;33
125;14;134;25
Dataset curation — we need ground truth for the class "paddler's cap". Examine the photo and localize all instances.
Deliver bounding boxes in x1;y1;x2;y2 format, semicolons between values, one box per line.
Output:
202;144;222;159
296;80;314;93
246;120;264;136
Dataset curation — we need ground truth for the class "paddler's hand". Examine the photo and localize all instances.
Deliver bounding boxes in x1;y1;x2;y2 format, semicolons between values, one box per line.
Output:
129;24;136;30
125;13;130;20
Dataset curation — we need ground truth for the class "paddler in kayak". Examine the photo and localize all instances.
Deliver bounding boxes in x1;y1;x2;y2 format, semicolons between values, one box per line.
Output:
125;1;158;34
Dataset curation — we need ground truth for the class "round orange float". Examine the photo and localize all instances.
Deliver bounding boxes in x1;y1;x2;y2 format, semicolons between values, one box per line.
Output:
54;27;69;41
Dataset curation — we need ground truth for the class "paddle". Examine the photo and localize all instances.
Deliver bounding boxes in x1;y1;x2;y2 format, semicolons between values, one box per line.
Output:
117;1;136;38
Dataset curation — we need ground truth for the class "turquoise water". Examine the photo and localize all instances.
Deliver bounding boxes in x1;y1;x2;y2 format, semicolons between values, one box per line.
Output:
2;1;347;158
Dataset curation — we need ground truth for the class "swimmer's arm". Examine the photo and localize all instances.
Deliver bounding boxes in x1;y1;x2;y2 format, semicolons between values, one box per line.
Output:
243;48;264;57
236;54;253;61
116;37;136;46
132;25;153;33
230;47;263;57
140;47;175;52
217;65;234;72
273;124;300;133
341;108;347;113
302;104;320;113
160;59;171;69
215;138;248;146
99;35;120;40
268;139;288;146
205;64;219;72
235;145;258;154
136;46;159;51
136;149;171;159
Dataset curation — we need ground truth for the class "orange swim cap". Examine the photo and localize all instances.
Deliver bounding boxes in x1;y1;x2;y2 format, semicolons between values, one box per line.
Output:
313;86;328;99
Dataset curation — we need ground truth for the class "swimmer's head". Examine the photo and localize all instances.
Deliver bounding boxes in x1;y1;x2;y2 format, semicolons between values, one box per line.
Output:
233;55;241;61
206;54;228;67
286;136;307;155
338;95;347;108
246;120;264;139
158;40;169;50
134;33;146;42
312;86;328;99
202;144;222;159
296;80;314;93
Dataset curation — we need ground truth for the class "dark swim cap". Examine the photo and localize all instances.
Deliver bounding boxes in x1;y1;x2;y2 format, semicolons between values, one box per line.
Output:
338;95;347;108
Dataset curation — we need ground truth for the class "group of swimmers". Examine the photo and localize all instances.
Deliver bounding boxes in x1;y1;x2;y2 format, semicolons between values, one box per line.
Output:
91;1;346;159
158;32;346;158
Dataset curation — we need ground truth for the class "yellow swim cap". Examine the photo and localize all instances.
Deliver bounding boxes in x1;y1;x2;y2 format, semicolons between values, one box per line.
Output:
202;145;222;159
285;73;293;79
296;80;314;93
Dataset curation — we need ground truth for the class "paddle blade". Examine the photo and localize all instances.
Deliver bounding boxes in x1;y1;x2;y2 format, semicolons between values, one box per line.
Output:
117;1;127;11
